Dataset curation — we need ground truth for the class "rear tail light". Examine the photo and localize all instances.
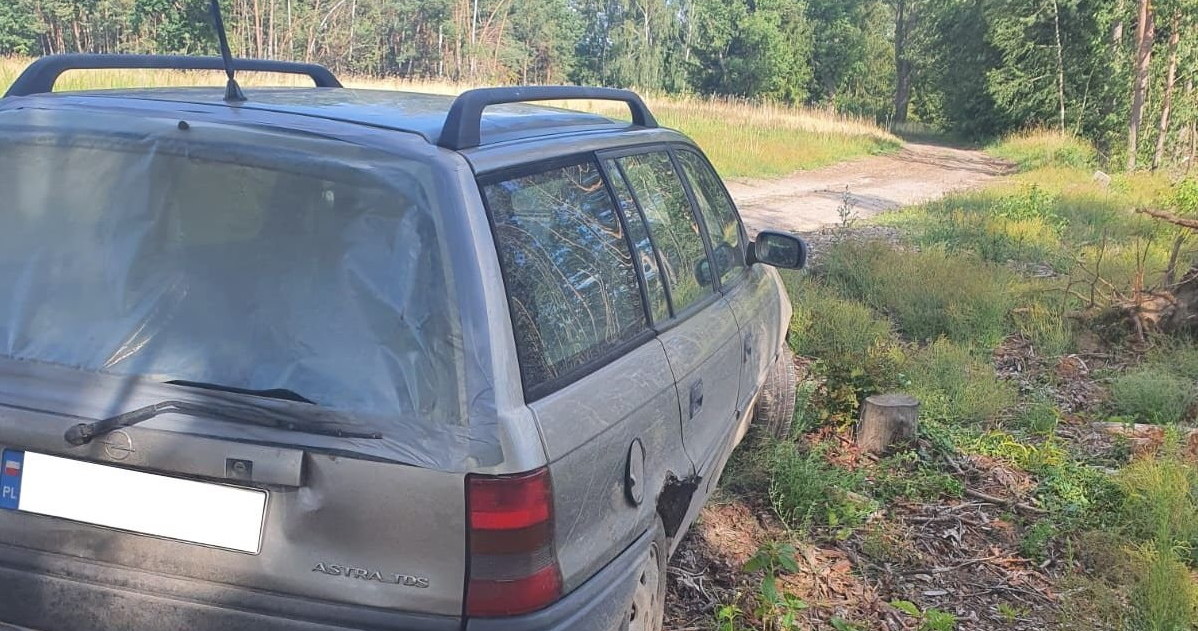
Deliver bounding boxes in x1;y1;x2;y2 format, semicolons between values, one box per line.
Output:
465;467;562;617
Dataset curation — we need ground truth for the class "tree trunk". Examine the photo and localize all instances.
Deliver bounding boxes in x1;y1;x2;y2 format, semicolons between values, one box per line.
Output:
348;0;357;65
1052;0;1067;133
892;0;913;125
1127;0;1155;170
1111;0;1125;47
1189;79;1196;176
470;0;479;80
253;0;264;57
856;394;920;455
1152;10;1181;170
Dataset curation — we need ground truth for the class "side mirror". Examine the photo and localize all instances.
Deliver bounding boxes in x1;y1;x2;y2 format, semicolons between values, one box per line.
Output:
749;230;808;270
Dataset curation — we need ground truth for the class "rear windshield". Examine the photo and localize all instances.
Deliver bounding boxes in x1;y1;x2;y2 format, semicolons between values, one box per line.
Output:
0;120;461;422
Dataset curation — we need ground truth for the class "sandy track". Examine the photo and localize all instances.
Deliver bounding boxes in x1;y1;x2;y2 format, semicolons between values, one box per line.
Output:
728;142;1014;234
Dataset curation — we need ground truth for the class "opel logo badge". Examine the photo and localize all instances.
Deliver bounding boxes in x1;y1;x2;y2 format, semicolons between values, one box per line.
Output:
101;429;135;461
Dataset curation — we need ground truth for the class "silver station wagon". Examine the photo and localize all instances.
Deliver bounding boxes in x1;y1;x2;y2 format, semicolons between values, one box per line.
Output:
0;54;805;631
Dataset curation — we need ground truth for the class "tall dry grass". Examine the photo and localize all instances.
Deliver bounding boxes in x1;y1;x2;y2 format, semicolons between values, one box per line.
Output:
1;55;899;178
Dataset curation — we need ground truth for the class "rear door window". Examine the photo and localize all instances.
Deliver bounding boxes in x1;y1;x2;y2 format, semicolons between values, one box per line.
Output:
675;150;746;287
616;152;714;313
483;160;647;393
603;159;671;323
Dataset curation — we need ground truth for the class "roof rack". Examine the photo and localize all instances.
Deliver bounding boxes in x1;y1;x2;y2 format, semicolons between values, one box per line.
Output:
3;54;342;98
438;86;658;150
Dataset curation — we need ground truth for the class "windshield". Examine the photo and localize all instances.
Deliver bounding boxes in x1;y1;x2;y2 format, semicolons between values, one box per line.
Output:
0;114;462;423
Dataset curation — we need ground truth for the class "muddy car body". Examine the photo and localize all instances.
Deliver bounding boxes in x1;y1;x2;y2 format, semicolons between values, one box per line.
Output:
0;55;804;631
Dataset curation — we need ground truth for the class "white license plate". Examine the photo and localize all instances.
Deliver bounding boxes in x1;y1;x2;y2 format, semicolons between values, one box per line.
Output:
1;450;266;553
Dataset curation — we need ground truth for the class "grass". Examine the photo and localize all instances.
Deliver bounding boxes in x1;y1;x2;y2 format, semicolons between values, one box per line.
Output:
773;130;1198;629
1110;368;1195;425
903;338;1016;424
1116;455;1198;629
1130;542;1198;631
1;55;900;179
784;273;900;363
821;240;1016;347
782;273;907;424
988;129;1097;171
1013;301;1078;356
1117;453;1198;549
1145;339;1198;382
767;441;871;533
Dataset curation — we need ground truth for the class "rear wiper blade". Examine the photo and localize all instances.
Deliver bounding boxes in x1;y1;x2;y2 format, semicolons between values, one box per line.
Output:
165;379;315;404
64;400;383;446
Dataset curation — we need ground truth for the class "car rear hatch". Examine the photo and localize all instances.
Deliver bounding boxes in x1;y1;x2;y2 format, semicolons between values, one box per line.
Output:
0;105;479;626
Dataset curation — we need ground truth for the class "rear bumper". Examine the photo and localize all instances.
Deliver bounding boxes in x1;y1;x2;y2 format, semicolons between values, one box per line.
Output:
466;529;649;631
0;543;458;631
0;528;650;631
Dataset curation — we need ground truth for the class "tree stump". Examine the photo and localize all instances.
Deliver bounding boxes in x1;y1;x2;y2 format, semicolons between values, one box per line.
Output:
856;394;920;455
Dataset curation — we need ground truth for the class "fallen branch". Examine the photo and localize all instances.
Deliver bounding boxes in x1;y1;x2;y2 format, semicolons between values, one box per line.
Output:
964;488;1047;514
900;555;1001;576
1136;206;1198;230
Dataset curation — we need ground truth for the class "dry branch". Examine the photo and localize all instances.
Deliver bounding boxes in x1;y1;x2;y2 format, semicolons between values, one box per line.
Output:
1136;206;1198;230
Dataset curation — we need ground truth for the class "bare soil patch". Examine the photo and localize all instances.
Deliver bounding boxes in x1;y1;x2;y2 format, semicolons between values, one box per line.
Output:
729;142;1014;235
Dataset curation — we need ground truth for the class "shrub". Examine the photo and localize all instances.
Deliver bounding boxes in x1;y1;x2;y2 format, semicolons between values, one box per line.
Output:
904;338;1016;424
821;241;1015;347
1109;368;1195;425
787;275;898;362
1168;178;1198;216
1116;454;1198;552
1117;454;1198;629
994;184;1062;225
1129;541;1198;631
767;442;872;533
785;275;907;424
1145;339;1198;382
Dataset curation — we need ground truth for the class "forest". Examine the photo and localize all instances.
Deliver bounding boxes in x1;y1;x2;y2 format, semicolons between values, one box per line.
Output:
0;0;1195;169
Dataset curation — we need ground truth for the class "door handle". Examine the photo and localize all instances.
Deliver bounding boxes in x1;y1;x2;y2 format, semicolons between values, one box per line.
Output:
689;380;704;419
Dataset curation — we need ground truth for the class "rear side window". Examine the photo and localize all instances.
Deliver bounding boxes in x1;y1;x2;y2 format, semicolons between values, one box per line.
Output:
676;150;746;287
484;161;647;392
617;152;713;313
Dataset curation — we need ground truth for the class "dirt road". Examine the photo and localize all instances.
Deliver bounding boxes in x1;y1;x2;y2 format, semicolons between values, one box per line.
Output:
728;142;1013;234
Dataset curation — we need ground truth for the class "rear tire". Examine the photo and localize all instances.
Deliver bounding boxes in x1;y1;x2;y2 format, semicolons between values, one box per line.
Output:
754;348;798;440
623;520;668;631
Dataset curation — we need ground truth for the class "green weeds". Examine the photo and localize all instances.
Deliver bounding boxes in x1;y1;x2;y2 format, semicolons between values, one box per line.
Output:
987;130;1096;171
740;141;1198;631
767;442;871;535
904;338;1016;424
1110;369;1195;425
822;241;1015;347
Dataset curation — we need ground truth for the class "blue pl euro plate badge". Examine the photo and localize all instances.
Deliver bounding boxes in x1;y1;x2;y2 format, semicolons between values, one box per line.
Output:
0;450;23;510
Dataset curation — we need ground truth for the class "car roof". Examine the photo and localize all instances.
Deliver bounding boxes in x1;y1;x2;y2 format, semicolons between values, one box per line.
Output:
28;87;634;146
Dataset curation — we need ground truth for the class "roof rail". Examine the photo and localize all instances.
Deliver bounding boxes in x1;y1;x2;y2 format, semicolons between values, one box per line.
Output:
438;86;658;150
3;54;342;98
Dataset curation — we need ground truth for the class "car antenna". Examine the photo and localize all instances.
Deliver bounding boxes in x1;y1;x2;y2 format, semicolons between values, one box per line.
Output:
209;0;246;102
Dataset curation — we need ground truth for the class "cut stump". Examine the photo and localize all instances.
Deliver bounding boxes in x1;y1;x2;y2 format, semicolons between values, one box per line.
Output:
857;393;920;455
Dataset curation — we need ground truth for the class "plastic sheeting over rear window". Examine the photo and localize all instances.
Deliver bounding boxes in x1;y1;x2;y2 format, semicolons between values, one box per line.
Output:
0;110;468;461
